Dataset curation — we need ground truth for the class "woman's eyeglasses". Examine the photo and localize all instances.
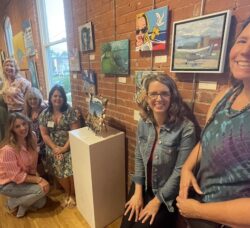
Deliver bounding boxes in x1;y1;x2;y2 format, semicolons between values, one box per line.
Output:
136;27;148;35
147;91;170;99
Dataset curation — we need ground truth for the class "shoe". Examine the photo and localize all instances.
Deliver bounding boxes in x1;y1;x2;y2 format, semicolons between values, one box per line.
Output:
60;196;69;208
16;206;27;218
4;202;17;215
67;196;76;208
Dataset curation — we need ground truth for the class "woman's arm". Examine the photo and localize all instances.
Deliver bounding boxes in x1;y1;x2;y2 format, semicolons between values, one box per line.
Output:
60;121;80;153
177;197;250;227
40;125;57;151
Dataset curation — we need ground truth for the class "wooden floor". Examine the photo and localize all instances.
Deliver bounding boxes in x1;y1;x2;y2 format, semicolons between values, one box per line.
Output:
0;187;122;228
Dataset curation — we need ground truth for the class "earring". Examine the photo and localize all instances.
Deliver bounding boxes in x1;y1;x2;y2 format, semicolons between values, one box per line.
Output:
147;106;150;112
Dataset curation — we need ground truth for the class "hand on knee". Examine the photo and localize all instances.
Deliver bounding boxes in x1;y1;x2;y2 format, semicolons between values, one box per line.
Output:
38;178;50;194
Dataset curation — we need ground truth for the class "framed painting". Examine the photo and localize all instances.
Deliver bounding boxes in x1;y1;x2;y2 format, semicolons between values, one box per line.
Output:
82;69;97;95
101;39;129;75
13;31;28;69
22;19;35;56
170;10;232;73
28;59;39;88
69;48;81;71
136;6;168;52
79;22;94;52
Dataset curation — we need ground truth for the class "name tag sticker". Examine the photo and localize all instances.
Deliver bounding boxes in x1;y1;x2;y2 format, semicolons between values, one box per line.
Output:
47;121;55;128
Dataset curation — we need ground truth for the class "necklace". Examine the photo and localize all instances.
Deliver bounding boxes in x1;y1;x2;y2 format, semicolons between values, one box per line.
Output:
225;84;250;118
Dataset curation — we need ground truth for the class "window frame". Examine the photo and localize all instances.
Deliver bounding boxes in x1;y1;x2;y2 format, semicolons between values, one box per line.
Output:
4;16;14;58
36;0;70;99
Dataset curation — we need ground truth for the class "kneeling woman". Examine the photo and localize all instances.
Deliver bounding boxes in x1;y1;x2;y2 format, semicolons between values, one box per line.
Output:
121;74;196;228
0;112;49;218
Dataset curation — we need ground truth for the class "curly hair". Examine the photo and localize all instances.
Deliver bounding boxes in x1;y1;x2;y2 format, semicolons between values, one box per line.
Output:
0;112;36;151
143;74;186;126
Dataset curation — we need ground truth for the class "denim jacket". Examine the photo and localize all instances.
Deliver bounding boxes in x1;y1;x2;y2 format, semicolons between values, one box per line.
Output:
132;118;196;212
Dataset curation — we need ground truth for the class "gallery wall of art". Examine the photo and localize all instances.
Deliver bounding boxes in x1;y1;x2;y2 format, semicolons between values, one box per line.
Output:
1;0;250;185
64;0;250;181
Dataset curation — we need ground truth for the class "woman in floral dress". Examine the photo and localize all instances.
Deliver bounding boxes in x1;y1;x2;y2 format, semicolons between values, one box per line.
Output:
39;85;79;208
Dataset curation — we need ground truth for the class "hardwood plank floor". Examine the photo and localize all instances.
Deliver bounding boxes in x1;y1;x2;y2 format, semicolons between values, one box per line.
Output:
0;187;122;228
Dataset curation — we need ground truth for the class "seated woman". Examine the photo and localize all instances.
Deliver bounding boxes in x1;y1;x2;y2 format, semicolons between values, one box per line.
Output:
177;16;250;228
25;87;47;176
2;58;31;113
39;85;80;208
0;112;49;218
121;74;196;228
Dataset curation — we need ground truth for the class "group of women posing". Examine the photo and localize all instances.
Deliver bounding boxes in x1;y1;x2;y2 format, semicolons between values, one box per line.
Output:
0;59;79;217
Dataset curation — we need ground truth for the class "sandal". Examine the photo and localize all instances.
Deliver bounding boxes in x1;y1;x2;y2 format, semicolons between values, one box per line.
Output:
60;196;69;208
67;196;76;208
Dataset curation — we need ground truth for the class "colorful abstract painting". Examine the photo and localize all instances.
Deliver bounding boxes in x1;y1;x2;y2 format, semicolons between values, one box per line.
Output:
13;31;28;69
101;39;129;75
82;69;97;94
136;6;168;52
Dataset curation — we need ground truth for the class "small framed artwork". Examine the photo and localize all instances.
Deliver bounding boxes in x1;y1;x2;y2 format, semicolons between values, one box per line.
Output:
69;48;81;71
170;10;231;73
136;6;169;52
101;39;129;75
78;22;94;52
82;69;97;95
28;59;39;88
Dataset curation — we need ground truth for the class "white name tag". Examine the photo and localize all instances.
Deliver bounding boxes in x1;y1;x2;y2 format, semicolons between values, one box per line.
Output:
47;121;55;128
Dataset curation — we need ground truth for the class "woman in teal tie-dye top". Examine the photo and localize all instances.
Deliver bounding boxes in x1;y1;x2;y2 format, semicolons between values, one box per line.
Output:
176;17;250;228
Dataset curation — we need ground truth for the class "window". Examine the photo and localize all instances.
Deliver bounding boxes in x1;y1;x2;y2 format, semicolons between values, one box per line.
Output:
4;17;14;57
36;0;71;102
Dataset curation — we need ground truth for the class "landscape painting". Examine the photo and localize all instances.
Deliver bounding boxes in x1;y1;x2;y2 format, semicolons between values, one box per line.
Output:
136;6;168;52
170;10;231;73
101;39;129;75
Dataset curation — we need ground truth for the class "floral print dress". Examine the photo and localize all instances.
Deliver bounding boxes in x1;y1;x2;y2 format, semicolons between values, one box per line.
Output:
39;107;78;178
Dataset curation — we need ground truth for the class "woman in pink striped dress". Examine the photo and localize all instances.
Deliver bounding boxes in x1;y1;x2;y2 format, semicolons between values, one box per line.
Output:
0;112;49;218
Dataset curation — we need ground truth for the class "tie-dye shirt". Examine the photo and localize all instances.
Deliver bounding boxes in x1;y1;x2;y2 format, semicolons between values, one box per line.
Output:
198;84;250;203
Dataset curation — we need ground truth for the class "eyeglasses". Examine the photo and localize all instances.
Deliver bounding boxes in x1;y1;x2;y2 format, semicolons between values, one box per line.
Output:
136;27;148;35
147;91;170;99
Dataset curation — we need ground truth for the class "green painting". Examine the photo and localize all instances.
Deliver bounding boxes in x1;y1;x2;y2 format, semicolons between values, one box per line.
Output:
101;39;129;75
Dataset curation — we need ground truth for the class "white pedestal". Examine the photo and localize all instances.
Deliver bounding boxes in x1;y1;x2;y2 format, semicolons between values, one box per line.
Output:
69;126;125;228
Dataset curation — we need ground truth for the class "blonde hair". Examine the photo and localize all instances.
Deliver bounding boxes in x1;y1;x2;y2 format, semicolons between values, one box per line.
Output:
3;58;20;76
24;87;44;117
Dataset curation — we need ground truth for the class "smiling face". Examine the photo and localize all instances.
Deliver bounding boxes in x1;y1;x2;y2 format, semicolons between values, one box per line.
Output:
3;60;17;81
51;89;64;109
230;23;250;81
12;118;29;139
147;81;171;116
27;96;40;110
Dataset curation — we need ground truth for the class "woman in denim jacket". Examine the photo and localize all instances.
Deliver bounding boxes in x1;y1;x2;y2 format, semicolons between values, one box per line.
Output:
121;74;196;228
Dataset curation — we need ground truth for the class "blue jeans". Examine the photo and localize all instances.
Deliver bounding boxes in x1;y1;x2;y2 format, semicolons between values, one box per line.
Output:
0;182;46;215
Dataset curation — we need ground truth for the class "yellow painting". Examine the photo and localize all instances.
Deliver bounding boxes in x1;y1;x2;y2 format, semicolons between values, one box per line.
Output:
13;31;28;69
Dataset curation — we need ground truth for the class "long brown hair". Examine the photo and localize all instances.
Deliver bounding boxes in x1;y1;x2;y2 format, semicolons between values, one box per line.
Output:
143;74;186;126
0;112;36;151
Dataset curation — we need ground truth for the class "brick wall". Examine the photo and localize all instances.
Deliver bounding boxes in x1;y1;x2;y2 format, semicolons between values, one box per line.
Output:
64;0;250;185
1;0;250;187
